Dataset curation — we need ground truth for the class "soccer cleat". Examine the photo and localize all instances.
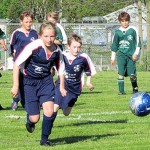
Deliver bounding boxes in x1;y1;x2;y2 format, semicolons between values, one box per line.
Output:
0;104;4;110
11;101;18;111
133;87;138;94
40;140;51;146
0;73;2;77
118;92;126;95
26;123;35;133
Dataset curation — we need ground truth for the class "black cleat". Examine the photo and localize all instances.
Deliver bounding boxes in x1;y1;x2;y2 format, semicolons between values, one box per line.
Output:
40;140;51;146
0;73;2;78
118;92;126;95
26;123;35;133
0;104;4;110
133;88;138;94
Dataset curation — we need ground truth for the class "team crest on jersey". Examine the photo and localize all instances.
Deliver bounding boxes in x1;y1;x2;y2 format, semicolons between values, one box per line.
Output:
32;65;43;74
30;37;35;41
74;65;80;72
127;35;133;41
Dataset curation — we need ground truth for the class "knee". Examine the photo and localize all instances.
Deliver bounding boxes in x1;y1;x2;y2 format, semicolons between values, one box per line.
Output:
54;104;60;112
130;74;137;81
30;114;40;123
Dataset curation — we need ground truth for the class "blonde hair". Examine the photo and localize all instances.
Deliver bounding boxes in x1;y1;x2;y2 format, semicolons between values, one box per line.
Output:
39;22;57;36
46;12;59;21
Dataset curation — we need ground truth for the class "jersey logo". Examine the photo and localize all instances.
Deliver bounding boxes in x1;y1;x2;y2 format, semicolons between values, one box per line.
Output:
74;65;80;72
127;35;133;41
30;37;35;42
32;65;43;74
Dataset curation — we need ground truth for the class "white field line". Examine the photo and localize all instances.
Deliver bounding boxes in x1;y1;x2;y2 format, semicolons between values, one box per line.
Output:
1;111;130;120
2;111;149;122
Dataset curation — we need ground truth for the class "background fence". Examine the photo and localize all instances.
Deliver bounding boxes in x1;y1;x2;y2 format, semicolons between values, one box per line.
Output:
0;23;147;71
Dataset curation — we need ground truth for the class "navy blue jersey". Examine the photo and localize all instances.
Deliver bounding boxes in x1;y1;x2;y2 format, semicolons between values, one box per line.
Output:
10;28;38;60
56;51;96;95
15;39;65;79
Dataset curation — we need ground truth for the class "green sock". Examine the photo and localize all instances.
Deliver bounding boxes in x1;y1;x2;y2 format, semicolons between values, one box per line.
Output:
118;78;124;93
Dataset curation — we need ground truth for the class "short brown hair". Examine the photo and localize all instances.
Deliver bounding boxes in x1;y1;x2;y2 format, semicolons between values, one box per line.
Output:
118;12;130;22
20;11;34;21
68;33;82;46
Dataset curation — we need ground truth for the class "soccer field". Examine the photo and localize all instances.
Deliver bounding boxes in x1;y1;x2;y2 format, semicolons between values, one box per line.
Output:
0;71;150;149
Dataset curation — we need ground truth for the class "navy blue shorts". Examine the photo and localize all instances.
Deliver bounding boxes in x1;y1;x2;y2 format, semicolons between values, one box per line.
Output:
22;75;55;115
55;85;78;109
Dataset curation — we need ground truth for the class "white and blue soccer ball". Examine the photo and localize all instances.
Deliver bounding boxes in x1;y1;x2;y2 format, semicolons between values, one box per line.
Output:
129;92;150;117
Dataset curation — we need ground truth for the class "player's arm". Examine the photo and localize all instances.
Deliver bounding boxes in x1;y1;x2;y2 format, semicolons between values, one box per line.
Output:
111;32;119;65
11;62;20;98
86;76;94;91
11;41;38;97
57;50;67;97
0;29;7;51
132;27;141;61
0;39;7;51
54;28;63;45
111;51;116;65
83;54;96;91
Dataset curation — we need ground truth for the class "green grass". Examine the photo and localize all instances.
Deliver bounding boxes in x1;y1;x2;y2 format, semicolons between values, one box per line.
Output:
1;71;150;149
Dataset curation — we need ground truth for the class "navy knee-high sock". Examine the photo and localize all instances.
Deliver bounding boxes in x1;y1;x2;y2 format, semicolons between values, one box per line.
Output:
13;97;20;103
41;112;57;142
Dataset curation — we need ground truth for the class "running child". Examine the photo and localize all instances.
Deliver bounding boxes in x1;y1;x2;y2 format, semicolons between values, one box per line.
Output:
9;11;38;110
46;33;96;138
11;22;66;146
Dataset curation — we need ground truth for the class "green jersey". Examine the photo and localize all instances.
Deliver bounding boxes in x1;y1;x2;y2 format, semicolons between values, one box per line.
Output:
0;28;6;39
111;26;141;57
56;26;63;50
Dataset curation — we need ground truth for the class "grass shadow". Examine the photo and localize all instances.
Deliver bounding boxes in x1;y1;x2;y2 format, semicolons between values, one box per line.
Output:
56;119;128;128
81;91;102;94
50;134;119;146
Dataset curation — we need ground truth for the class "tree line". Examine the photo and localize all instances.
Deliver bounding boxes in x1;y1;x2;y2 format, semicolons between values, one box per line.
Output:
0;0;133;23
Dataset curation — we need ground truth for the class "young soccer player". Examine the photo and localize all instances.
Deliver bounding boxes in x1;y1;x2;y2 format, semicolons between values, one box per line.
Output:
0;28;7;110
46;12;64;51
9;11;38;110
111;12;141;95
11;22;66;146
46;33;96;138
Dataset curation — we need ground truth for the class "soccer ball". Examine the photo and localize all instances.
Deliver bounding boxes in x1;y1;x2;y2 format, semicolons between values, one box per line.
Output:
129;92;150;117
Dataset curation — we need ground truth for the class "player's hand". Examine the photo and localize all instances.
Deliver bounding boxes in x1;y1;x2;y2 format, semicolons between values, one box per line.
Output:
50;67;55;76
60;87;67;97
86;83;94;91
111;59;115;65
132;54;137;61
10;86;18;98
2;44;7;51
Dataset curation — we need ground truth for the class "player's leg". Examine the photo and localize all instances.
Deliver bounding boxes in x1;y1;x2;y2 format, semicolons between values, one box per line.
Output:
11;72;24;110
39;76;56;146
24;79;40;133
25;100;40;133
40;101;55;146
117;54;126;95
118;75;125;95
127;59;138;93
62;92;78;116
